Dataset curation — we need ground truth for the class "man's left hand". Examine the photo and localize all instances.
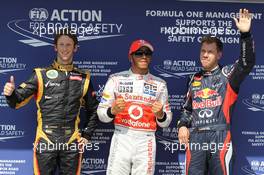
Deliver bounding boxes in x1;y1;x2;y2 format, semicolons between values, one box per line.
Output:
152;101;164;119
78;137;89;153
78;137;89;145
234;8;252;33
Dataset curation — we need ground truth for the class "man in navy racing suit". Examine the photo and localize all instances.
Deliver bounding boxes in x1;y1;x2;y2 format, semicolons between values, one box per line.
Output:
177;9;255;175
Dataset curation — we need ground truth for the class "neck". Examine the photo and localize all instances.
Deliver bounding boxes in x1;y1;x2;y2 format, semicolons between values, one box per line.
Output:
204;65;219;72
57;57;72;65
131;67;148;75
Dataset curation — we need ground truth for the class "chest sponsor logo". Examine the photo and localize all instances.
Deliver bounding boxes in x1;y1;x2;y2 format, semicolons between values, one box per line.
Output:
128;105;143;120
143;83;157;96
198;109;213;118
118;81;133;93
124;94;155;104
193;96;222;109
45;80;60;87
194;88;219;99
69;75;82;81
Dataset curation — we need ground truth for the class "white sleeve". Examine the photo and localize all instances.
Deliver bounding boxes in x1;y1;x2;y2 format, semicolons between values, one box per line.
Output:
156;82;173;128
97;77;116;123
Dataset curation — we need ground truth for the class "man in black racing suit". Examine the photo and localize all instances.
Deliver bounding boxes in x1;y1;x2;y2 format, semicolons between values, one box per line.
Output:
177;9;255;175
3;29;98;175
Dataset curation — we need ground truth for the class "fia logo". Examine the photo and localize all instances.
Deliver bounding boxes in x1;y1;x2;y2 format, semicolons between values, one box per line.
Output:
29;8;49;21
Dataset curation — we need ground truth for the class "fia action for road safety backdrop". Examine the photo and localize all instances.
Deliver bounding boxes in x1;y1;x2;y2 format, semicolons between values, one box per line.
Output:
0;0;264;174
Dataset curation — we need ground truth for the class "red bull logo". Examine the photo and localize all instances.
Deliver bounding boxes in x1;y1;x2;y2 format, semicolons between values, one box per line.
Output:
194;88;219;99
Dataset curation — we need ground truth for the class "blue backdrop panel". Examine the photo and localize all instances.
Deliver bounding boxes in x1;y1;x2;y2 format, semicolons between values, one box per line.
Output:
0;0;264;174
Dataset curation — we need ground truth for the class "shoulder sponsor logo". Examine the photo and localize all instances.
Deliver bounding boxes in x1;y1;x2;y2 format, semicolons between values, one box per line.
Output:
19;83;27;88
102;92;111;99
46;70;58;79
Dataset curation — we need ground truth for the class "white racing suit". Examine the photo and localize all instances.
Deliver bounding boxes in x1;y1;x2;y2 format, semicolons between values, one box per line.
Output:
97;69;172;175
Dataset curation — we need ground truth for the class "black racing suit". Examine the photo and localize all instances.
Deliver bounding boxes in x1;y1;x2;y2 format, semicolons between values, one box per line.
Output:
6;60;98;175
177;32;255;175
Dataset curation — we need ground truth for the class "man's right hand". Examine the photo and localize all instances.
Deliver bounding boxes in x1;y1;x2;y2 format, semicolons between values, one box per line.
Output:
178;126;190;145
4;76;15;96
111;96;126;115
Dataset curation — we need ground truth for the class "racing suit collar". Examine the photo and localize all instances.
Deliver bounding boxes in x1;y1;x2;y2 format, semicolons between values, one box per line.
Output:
129;68;150;78
52;60;74;72
202;65;220;76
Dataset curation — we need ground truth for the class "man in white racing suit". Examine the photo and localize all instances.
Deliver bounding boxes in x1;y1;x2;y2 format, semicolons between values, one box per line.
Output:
97;39;172;175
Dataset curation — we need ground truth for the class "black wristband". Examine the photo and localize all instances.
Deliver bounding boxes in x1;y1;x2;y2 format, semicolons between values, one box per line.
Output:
107;107;115;118
157;113;167;122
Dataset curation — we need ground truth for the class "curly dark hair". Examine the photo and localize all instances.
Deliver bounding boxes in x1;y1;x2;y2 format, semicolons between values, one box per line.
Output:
54;28;78;46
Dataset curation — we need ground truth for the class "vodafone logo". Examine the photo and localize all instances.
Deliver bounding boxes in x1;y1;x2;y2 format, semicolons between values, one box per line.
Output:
128;105;143;120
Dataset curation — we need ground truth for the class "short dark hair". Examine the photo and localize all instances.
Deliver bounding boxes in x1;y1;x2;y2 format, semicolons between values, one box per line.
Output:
54;28;78;46
201;36;223;52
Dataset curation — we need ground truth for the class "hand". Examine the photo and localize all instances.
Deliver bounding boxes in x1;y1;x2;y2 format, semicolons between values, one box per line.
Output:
111;96;126;115
78;137;89;153
178;126;190;145
152;101;164;119
78;137;89;145
3;76;15;96
233;8;251;33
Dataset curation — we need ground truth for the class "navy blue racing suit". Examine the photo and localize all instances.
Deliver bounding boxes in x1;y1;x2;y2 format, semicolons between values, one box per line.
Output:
177;32;255;175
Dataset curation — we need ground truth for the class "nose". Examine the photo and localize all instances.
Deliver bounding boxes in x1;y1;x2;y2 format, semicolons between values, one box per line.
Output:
203;52;208;57
142;54;147;58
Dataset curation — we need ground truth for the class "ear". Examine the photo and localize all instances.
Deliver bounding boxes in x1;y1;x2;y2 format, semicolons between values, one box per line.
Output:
217;51;222;60
54;45;58;52
128;55;132;62
74;45;78;52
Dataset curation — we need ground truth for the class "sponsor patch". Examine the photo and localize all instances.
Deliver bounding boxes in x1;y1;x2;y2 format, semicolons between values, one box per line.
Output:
46;70;58;79
128;105;143;120
102;92;111;99
192;81;201;87
19;83;27;88
69;75;82;81
143;83;157;96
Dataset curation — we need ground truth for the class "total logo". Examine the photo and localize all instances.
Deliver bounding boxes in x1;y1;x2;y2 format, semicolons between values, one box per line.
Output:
243;93;264;112
153;59;202;79
128;105;143;120
8;8;124;47
194;88;219;99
